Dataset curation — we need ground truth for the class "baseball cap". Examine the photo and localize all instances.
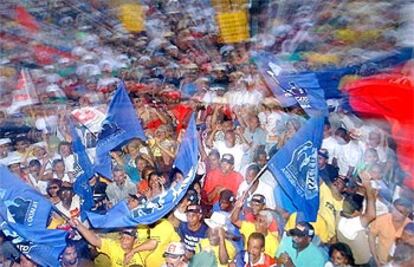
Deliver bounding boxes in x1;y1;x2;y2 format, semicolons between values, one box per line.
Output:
221;154;234;165
186;189;199;205
250;194;266;205
318;149;329;159
204;212;227;231
288;222;314;237
186;204;203;214
121;228;137;238
163;242;185;257
0;138;11;146
219;189;235;203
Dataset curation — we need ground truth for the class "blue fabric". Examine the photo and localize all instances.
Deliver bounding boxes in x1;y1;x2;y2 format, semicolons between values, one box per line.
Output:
87;114;199;228
267;116;324;222
0;167;68;267
276;235;327;267
70;121;94;221
0;166;52;228
94;81;146;179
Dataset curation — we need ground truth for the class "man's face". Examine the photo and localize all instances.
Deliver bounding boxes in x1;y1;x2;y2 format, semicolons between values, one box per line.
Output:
318;155;327;168
15;140;28;152
250;201;264;216
292;235;310;250
208;154;220;168
245;169;257;185
62;246;78;266
256;154;267;168
120;234;135;251
8;163;21;173
224;131;235;146
127;197;139;210
220;161;232;174
186;212;201;227
332;179;346;194
368;132;381;148
59;189;73;203
247;238;264;262
113;171;126;186
219;199;232;212
29;164;40;175
0;143;9;157
207;228;220;246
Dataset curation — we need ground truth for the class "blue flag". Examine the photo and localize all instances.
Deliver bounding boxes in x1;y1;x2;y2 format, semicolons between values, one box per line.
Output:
70;120;94;220
0;167;68;267
94;81;146;179
253;52;327;116
267;116;324;222
87;114;199;228
0;166;52;228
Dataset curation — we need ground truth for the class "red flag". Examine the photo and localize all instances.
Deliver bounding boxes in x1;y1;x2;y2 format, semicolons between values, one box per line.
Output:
345;70;414;189
15;6;39;32
9;69;39;114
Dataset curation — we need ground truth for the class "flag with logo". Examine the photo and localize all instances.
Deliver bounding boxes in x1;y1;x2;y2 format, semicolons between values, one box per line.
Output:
70;119;94;220
94;81;146;179
0;166;68;266
87;114;199;228
267;116;324;222
9;69;39;114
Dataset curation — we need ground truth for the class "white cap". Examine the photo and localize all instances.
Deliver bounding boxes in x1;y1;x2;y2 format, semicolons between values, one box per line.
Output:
6;155;22;166
204;212;227;230
0;138;11;146
163;242;185;257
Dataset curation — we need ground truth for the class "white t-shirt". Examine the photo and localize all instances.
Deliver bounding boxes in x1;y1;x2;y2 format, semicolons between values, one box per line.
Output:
335;141;363;176
237;180;276;210
213;141;247;172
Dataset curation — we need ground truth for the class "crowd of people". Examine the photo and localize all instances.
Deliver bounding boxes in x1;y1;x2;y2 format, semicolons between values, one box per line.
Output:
0;0;413;266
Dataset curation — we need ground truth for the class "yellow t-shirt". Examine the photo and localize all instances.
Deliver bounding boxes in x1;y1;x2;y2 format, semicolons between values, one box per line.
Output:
240;221;279;256
143;219;180;267
196;238;236;267
284;183;343;243
98;238;145;267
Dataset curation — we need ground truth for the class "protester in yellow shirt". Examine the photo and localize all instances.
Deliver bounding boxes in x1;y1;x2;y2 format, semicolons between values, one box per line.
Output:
196;212;236;266
69;218;145;267
239;210;279;256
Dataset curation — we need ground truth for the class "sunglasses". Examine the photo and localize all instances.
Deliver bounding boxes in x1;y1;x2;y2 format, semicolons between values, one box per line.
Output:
48;186;59;190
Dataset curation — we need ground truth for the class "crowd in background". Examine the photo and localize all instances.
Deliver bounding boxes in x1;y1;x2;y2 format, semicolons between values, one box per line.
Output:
0;0;413;266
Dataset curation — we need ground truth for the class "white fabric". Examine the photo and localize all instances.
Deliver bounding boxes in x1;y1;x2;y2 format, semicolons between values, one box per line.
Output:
337;216;365;240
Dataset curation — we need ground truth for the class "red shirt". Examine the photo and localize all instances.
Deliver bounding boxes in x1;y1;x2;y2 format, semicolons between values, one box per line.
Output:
203;169;243;203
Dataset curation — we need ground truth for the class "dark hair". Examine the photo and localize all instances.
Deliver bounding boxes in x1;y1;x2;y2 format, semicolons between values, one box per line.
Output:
329;242;355;266
248;232;265;248
246;164;260;175
344;194;364;213
52;158;64;168
29;159;41;168
57;186;73;198
47;179;62;189
58;141;72;153
208;149;220;159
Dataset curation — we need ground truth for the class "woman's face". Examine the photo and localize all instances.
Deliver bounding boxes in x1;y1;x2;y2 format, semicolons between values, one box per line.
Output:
330;249;349;267
48;183;60;197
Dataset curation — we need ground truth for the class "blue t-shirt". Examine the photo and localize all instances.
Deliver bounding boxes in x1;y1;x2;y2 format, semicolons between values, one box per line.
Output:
276;235;327;267
178;222;208;252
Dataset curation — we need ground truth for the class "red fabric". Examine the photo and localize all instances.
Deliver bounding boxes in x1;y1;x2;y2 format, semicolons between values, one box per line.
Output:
169;104;193;133
15;6;39;32
203;169;243;203
245;253;276;267
344;73;414;189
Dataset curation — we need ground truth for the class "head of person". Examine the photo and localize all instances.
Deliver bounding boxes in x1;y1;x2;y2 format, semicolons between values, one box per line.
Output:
250;194;266;216
392;243;414;267
14;136;30;153
28;159;41;176
224;129;236;147
342;193;364;218
126;138;142;156
208;149;220;169
391;198;412;222
112;167;126;186
185;204;203;228
401;223;414;247
186;189;199;205
334;128;350;145
363;148;379;166
52;159;65;174
220;153;235;174
255;210;273;233
245;164;260;185
254;149;268;168
331;175;348;195
127;194;147;210
61;241;78;266
163;242;186;267
47;179;63;197
219;189;235;212
205;212;227;246
328;242;355;267
58;141;72;157
368;131;381;148
288;221;315;251
324;120;332;138
0;138;11;157
148;171;163;191
247;232;266;263
247;115;260;131
135;155;151;173
57;186;74;204
120;228;137;251
32;143;47;159
318;149;329;169
369;163;383;181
